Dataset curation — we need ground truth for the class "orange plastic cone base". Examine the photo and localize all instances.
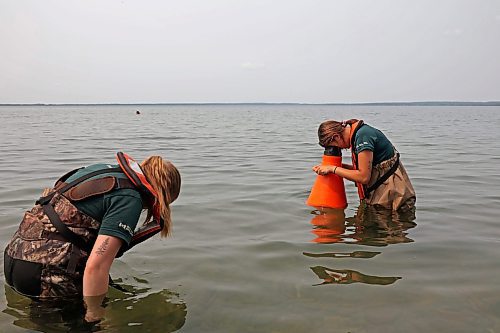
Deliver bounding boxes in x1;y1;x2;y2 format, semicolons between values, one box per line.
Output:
306;155;347;209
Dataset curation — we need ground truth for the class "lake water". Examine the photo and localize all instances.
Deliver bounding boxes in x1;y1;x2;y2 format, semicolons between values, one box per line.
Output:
0;104;499;332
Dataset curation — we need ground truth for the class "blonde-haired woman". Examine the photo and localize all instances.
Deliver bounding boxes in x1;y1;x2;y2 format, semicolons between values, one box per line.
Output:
4;152;180;321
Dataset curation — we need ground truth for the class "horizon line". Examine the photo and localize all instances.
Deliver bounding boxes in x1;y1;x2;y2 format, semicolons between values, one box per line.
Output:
1;100;500;106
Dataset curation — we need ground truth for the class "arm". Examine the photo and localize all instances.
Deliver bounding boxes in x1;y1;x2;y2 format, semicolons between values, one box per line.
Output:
83;234;122;296
83;234;122;321
313;150;373;184
83;193;141;296
341;163;353;170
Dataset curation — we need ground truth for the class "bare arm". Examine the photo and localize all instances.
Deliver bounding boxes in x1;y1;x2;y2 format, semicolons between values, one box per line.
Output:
341;163;353;170
313;150;373;184
83;234;122;321
83;234;122;296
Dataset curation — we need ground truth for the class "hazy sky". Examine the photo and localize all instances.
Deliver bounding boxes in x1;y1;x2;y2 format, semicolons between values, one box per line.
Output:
1;0;499;104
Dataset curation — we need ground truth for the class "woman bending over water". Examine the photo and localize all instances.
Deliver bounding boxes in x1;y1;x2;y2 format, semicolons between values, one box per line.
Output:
4;152;181;321
313;119;415;211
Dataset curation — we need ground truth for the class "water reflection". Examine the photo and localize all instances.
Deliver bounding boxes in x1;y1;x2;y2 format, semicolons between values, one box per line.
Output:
306;205;416;286
309;205;416;246
310;266;401;286
303;251;381;259
309;208;346;244
2;278;187;332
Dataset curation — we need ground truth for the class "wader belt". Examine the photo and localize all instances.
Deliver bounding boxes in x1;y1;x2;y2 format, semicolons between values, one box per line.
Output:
35;167;136;253
365;152;400;195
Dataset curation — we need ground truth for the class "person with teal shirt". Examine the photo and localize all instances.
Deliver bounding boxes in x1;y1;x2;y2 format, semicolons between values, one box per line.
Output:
64;163;143;245
4;153;181;322
313;119;415;211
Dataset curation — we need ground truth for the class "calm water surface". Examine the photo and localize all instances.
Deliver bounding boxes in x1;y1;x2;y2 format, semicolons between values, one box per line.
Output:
0;105;499;332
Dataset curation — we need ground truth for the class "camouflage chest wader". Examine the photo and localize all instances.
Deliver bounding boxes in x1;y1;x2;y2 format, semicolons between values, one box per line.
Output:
4;167;136;299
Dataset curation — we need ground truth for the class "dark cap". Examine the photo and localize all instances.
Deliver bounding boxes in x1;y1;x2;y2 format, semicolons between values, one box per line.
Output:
324;146;342;156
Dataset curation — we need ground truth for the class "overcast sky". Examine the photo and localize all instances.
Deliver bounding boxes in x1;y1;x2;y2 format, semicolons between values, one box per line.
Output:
1;0;499;104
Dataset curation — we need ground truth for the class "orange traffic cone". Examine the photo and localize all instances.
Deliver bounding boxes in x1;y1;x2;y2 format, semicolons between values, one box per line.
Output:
306;147;347;209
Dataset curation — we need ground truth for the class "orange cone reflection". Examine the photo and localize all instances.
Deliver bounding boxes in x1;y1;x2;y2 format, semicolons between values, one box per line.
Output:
310;208;346;243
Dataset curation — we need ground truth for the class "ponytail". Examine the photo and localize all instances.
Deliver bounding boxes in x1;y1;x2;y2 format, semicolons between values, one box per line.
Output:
141;156;181;237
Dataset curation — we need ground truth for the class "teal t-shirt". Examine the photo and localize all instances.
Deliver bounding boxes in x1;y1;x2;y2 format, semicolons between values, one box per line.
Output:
354;124;395;166
65;164;143;245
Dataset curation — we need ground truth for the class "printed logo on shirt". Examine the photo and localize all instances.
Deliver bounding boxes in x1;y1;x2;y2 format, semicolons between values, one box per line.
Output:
356;141;369;149
118;222;134;236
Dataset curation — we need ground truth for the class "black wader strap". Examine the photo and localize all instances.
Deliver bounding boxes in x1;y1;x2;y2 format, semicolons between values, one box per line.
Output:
365;153;400;195
54;167;84;187
41;203;93;253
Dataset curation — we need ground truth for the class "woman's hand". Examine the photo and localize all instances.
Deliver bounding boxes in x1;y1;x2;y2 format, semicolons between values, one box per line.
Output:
84;294;106;323
315;150;373;184
312;164;335;176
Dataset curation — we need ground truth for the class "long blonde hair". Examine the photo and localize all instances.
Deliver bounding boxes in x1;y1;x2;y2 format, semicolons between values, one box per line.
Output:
141;156;181;237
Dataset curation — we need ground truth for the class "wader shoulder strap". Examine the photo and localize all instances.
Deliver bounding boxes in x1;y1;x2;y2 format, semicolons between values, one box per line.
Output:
365;152;400;195
41;203;93;253
54;167;84;188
